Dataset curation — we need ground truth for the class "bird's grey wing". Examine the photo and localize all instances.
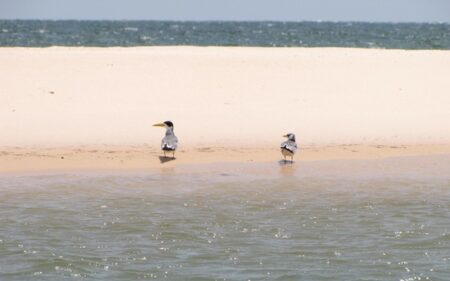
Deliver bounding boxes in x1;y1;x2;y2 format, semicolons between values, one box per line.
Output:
172;136;178;150
280;141;297;153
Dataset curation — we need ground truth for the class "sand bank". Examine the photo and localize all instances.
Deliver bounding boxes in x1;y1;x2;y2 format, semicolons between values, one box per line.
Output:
1;47;449;172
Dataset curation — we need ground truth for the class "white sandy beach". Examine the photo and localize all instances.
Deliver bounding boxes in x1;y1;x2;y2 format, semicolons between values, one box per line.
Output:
1;47;450;172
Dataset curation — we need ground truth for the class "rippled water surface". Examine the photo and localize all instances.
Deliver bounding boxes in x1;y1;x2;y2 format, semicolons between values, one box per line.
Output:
1;20;449;49
1;160;449;280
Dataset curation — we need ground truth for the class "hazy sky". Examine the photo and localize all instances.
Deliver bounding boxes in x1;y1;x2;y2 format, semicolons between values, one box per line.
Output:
0;0;449;22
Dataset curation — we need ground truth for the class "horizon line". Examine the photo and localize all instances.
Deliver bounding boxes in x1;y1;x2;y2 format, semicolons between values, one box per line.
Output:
1;18;449;24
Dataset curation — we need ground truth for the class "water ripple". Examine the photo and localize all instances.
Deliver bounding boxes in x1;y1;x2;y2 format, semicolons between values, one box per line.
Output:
0;175;449;280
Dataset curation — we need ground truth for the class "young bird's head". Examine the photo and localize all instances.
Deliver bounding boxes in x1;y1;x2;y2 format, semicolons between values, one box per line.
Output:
283;133;296;142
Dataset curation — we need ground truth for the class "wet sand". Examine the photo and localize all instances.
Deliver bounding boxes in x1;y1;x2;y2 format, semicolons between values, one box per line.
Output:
1;144;449;174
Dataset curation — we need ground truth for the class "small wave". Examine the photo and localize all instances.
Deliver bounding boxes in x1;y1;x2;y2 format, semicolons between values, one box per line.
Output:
123;27;138;32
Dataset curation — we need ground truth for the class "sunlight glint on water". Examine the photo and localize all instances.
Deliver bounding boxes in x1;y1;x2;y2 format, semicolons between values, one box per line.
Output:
0;173;449;280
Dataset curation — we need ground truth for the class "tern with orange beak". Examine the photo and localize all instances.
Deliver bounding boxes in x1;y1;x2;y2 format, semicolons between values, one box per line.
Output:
280;133;298;161
153;121;178;158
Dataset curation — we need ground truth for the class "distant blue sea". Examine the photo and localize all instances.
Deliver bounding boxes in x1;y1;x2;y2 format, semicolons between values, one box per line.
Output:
0;20;449;49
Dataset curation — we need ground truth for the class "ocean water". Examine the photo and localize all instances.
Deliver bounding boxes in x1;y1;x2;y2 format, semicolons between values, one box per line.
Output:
1;158;450;280
0;20;449;49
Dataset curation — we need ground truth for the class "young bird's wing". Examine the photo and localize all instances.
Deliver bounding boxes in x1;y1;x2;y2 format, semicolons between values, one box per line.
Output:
280;140;297;154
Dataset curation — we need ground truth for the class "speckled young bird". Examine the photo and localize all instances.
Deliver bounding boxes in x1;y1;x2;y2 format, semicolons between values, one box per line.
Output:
153;121;178;158
280;133;298;161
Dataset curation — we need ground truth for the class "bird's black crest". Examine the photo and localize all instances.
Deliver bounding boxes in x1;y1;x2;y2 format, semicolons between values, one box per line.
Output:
164;121;174;128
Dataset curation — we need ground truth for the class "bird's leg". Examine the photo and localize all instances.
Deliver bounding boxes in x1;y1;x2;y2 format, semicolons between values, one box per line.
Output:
291;156;294;162
172;151;175;158
163;151;166;157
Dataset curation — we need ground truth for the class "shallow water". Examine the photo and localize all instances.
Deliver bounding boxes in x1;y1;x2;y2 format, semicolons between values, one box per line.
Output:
1;159;450;280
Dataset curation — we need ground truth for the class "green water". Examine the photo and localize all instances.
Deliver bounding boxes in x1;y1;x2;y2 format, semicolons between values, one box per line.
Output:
1;158;449;280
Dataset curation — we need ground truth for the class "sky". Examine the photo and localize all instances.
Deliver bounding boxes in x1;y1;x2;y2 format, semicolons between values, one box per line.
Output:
0;0;449;22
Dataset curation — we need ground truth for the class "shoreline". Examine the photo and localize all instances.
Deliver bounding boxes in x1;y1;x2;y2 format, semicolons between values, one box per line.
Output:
1;143;449;174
